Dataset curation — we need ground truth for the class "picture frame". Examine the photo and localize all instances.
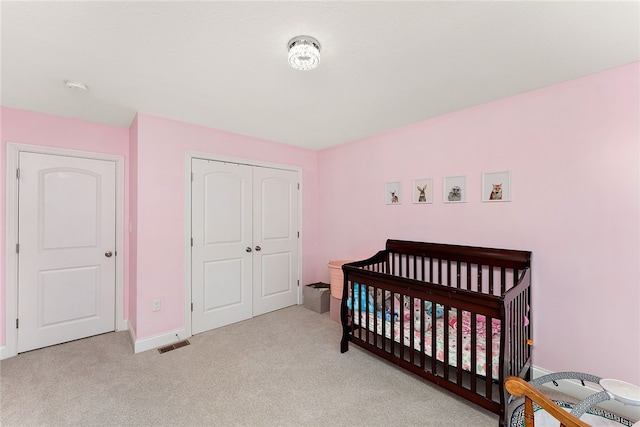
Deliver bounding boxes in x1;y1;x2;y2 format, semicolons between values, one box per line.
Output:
413;178;433;204
482;171;511;202
385;181;402;205
443;175;467;203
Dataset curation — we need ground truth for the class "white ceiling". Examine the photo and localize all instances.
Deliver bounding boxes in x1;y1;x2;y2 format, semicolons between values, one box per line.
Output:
2;1;639;150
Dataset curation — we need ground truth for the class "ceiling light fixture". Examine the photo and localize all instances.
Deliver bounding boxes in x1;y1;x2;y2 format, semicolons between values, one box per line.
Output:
64;80;88;91
288;36;321;71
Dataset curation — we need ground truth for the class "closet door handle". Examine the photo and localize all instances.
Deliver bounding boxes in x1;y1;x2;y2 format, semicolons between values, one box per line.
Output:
255;246;261;252
245;247;252;253
105;251;113;258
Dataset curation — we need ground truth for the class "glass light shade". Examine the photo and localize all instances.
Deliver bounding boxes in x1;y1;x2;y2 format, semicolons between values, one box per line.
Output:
288;36;320;71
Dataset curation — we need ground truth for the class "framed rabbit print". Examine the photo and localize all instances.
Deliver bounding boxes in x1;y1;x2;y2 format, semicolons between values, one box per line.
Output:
413;178;432;204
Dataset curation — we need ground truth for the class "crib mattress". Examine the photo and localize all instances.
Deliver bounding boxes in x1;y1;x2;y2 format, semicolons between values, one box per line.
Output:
353;310;501;380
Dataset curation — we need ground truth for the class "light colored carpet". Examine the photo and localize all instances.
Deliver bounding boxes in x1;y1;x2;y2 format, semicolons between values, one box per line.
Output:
1;305;499;426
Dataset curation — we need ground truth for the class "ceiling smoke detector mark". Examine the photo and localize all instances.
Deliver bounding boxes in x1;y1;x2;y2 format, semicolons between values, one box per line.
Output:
64;80;88;91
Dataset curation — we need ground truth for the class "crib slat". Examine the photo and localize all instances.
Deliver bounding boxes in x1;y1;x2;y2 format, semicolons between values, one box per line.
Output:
489;266;494;295
400;294;406;361
511;300;516;376
486;318;492;399
350;282;356;340
517;293;524;373
373;286;378;350
390;253;395;276
365;285;370;343
456;307;463;386
393;293;398;357
409;296;415;366
512;295;524;374
470;311;477;393
431;302;437;374
420;297;426;369
443;304;450;381
512;269;519;293
405;255;410;279
501;268;507;295
466;263;472;290
382;290;388;354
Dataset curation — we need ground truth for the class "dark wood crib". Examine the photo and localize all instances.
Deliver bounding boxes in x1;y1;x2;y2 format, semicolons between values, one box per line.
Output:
340;239;532;426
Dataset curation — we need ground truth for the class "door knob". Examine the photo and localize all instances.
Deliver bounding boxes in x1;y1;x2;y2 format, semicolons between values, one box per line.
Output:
105;251;113;258
246;247;252;252
255;246;261;251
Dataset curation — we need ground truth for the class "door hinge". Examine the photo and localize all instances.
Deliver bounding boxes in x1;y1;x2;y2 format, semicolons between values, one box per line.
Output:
16;168;20;179
297;182;300;190
16;243;19;253
191;303;194;312
16;319;19;329
297;280;300;287
297;231;300;238
191;238;194;247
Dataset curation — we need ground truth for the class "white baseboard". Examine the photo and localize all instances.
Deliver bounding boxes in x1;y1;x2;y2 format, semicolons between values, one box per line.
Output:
130;326;190;354
0;345;13;360
117;319;128;332
531;366;640;422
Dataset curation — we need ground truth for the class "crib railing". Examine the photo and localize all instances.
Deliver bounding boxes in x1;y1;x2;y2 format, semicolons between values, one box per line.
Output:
340;241;531;425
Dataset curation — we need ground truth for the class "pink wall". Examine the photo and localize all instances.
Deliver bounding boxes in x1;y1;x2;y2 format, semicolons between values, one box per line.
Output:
0;107;130;346
317;62;640;384
131;113;319;339
2;63;637;386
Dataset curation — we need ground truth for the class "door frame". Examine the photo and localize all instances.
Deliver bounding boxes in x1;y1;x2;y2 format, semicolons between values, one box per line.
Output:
3;142;126;359
184;151;303;337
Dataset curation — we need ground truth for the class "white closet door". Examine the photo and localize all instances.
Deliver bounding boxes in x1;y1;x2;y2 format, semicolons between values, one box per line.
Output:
252;167;299;316
18;152;116;353
191;160;253;334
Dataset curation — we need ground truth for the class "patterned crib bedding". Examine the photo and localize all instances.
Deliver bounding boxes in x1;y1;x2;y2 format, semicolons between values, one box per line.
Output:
352;309;501;380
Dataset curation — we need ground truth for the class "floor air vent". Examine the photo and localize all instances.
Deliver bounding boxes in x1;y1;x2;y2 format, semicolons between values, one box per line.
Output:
157;340;190;354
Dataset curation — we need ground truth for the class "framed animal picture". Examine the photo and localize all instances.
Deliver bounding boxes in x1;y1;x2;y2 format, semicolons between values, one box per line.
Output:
482;171;511;202
385;181;402;205
443;175;467;203
413;178;432;204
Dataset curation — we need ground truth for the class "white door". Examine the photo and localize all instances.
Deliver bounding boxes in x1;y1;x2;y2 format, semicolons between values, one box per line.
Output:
191;160;253;334
191;159;299;335
17;152;116;353
252;167;299;316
